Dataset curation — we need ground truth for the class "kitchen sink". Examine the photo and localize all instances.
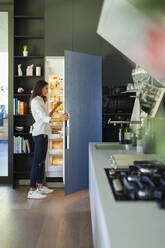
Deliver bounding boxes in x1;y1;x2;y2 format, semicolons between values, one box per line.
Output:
95;144;125;150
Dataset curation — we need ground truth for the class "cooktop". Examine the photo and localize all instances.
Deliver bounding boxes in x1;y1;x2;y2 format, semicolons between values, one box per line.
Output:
105;160;165;209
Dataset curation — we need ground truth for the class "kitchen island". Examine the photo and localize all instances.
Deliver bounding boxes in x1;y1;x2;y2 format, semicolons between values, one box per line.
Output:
89;142;165;248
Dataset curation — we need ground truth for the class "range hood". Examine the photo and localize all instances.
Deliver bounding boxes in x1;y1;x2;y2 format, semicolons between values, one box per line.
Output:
97;0;165;85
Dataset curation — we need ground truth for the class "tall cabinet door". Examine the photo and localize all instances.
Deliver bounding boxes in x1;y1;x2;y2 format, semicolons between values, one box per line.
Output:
64;50;102;195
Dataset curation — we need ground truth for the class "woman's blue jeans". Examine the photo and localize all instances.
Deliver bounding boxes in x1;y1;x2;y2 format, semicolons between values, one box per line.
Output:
30;134;48;188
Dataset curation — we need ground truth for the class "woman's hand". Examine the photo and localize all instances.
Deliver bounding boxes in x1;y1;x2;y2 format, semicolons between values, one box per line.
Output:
60;113;69;121
49;100;62;117
54;100;62;109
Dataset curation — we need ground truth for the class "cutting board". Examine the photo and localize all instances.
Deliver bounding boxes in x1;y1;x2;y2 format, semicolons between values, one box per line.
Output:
112;154;157;167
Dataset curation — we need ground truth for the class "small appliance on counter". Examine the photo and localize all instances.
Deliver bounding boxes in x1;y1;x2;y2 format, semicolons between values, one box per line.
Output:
105;160;165;209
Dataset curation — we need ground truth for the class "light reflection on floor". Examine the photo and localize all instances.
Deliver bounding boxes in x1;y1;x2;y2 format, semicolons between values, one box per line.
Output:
0;140;8;176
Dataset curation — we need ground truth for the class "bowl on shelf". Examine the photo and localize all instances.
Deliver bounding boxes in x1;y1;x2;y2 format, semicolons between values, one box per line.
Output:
15;126;30;133
15;126;24;132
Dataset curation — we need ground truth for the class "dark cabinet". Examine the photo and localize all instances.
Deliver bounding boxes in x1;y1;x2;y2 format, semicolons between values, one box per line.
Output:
102;86;135;142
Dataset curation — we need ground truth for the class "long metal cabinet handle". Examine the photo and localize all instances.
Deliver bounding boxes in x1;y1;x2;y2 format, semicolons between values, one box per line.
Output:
65;116;70;149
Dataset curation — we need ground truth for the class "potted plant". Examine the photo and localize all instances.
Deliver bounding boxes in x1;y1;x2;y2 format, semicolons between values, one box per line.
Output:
23;45;28;57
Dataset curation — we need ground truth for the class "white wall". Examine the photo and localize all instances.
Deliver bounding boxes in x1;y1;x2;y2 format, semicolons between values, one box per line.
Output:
0;12;8;108
0;12;8;52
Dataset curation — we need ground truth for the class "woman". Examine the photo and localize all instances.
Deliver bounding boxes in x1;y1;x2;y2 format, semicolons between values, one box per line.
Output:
28;80;69;199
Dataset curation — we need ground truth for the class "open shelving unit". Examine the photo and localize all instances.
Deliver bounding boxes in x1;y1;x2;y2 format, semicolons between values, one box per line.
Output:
13;0;45;185
14;56;44;58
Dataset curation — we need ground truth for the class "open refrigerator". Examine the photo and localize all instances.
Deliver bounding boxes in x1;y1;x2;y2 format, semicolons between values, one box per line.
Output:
44;51;102;194
45;57;66;179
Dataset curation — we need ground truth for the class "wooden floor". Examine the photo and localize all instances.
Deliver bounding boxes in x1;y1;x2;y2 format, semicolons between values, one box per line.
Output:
0;186;93;248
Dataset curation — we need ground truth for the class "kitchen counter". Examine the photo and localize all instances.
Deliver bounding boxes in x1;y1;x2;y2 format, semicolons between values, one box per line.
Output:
89;142;165;248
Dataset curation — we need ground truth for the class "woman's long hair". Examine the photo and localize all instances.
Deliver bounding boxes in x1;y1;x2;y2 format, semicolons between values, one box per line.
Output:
30;80;48;106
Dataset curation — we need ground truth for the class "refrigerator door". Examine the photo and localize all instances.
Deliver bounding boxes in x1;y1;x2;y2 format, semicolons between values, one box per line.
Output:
64;50;102;195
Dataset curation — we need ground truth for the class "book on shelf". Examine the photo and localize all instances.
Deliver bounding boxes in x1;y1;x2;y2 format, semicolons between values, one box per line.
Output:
14;136;31;154
13;99;15;116
25;139;31;153
14;98;28;115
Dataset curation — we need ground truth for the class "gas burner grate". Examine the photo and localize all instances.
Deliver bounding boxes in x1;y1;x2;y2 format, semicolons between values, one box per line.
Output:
105;160;165;209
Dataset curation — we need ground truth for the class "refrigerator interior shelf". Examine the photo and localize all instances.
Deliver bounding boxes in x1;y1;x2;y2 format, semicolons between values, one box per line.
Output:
50;86;63;89
50;122;63;125
49;137;63;141
49;151;63;155
49;97;63;102
50;163;63;167
49;154;63;158
50;93;63;96
49;134;62;139
50;125;63;128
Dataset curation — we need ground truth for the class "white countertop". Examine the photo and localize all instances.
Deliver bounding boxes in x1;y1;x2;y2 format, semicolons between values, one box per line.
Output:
89;142;165;248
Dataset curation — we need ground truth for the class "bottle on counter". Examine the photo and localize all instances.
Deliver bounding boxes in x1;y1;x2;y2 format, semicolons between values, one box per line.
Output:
143;125;155;154
136;128;143;153
119;124;124;144
131;132;137;147
124;125;131;145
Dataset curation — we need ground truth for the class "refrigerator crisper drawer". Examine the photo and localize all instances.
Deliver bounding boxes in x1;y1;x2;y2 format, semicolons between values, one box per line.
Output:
49;155;63;167
49;140;63;150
